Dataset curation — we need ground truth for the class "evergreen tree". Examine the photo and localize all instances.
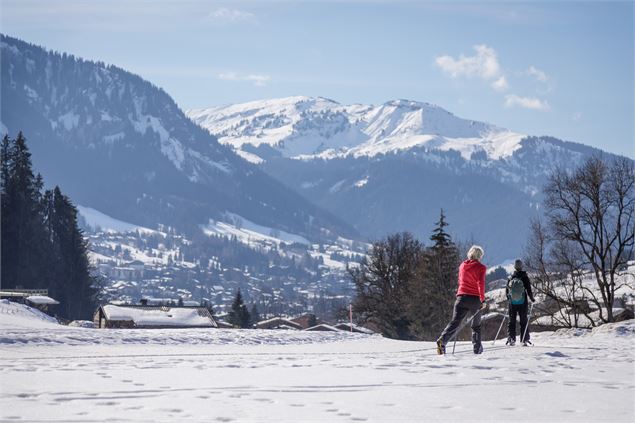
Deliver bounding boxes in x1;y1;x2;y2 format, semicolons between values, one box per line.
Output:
429;209;452;249
43;186;98;320
1;132;49;290
1;133;98;320
407;210;460;340
228;289;251;328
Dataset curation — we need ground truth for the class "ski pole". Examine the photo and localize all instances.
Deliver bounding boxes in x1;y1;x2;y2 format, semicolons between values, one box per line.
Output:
521;302;534;343
492;314;508;346
451;308;483;355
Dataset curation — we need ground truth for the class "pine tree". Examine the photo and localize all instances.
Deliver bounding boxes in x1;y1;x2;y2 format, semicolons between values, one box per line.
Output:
43;186;98;320
407;210;460;340
1;132;49;290
228;289;251;328
430;209;452;250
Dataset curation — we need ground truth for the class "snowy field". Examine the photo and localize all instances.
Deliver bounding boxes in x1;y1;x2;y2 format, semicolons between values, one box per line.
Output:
1;301;634;422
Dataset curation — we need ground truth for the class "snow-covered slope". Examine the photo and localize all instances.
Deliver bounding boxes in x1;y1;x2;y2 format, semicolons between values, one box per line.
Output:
0;299;59;329
188;96;526;162
0;35;357;242
77;205;158;234
1;304;633;422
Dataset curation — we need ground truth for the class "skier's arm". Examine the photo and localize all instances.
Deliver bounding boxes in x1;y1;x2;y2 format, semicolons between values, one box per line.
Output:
478;267;486;302
523;274;535;302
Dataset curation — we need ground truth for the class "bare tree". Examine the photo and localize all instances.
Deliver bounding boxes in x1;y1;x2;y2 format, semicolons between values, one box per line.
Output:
351;232;423;340
526;219;598;327
527;156;634;325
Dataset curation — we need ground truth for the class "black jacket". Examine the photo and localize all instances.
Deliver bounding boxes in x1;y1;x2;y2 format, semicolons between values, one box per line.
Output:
506;270;535;303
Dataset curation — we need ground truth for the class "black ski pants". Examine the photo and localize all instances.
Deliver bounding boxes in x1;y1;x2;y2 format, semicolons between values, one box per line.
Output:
439;295;482;346
508;302;529;342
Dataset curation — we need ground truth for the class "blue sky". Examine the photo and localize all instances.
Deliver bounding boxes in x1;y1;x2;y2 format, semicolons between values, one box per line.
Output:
1;0;633;157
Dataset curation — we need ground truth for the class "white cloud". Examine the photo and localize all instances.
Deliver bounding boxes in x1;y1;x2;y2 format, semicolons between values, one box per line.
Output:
209;8;256;23
218;72;270;87
436;44;504;81
491;76;509;92
504;94;550;111
527;66;549;83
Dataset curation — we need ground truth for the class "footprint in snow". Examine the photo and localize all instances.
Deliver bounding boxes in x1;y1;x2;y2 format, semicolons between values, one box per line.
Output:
545;351;569;358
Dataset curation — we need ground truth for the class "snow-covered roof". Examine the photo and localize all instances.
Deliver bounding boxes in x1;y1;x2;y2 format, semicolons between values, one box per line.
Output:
304;324;341;332
255;317;303;330
101;304;216;328
334;323;375;334
26;295;59;305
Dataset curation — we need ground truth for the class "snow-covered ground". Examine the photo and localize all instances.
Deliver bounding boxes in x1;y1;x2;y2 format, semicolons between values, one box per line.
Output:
77;205;159;235
1;300;633;422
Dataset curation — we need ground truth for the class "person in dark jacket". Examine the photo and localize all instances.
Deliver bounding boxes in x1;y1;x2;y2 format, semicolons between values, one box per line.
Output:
436;245;487;355
506;259;535;346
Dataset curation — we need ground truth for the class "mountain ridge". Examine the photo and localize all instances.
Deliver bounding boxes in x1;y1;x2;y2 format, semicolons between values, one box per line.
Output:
188;96;624;262
0;34;358;242
187;95;527;164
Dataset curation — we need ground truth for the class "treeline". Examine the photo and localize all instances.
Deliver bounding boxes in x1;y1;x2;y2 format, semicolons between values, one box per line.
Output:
352;155;634;337
1;132;98;320
351;211;461;340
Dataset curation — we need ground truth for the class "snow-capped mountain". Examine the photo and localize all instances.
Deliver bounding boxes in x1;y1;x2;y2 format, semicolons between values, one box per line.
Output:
188;96;525;163
189;96;624;263
0;35;355;241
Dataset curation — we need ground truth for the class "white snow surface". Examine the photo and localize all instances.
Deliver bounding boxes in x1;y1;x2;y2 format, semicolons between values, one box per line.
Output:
187;96;526;162
1;300;634;422
77;205;157;234
202;212;310;246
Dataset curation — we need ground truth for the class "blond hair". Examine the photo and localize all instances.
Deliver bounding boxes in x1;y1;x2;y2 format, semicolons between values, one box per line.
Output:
467;245;484;261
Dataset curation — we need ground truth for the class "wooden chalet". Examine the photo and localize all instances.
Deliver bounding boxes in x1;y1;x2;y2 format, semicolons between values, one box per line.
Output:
94;304;218;329
304;324;341;332
255;317;303;330
290;313;320;329
0;289;59;314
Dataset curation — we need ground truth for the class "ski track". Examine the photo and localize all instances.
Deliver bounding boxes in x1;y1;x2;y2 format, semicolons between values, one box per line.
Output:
0;322;633;422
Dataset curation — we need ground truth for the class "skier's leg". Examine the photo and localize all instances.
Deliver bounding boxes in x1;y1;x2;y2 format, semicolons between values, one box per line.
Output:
439;297;469;346
519;303;529;343
507;304;518;342
469;299;483;354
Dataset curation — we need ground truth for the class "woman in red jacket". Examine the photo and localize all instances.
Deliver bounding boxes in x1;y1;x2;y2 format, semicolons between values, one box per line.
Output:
436;245;486;355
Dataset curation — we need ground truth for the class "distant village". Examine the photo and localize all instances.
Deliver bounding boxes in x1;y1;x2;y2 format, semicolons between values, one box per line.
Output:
85;228;365;322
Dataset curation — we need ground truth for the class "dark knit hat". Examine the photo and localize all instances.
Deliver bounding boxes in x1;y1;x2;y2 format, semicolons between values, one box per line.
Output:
514;259;523;271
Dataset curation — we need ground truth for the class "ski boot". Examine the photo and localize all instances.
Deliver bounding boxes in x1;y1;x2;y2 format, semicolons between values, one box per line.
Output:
522;340;533;347
472;332;483;354
436;339;445;355
505;337;516;346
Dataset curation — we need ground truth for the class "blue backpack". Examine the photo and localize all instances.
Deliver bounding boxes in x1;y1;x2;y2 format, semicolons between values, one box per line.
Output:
508;276;526;305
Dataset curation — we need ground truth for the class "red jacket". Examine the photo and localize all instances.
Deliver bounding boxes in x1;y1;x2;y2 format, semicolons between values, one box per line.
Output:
456;259;486;302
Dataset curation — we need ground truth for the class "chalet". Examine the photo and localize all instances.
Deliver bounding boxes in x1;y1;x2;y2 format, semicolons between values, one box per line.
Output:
93;304;218;329
215;320;234;329
304;324;341;332
290;313;320;329
255;317;303;330
334;323;375;334
0;289;59;315
26;295;60;313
